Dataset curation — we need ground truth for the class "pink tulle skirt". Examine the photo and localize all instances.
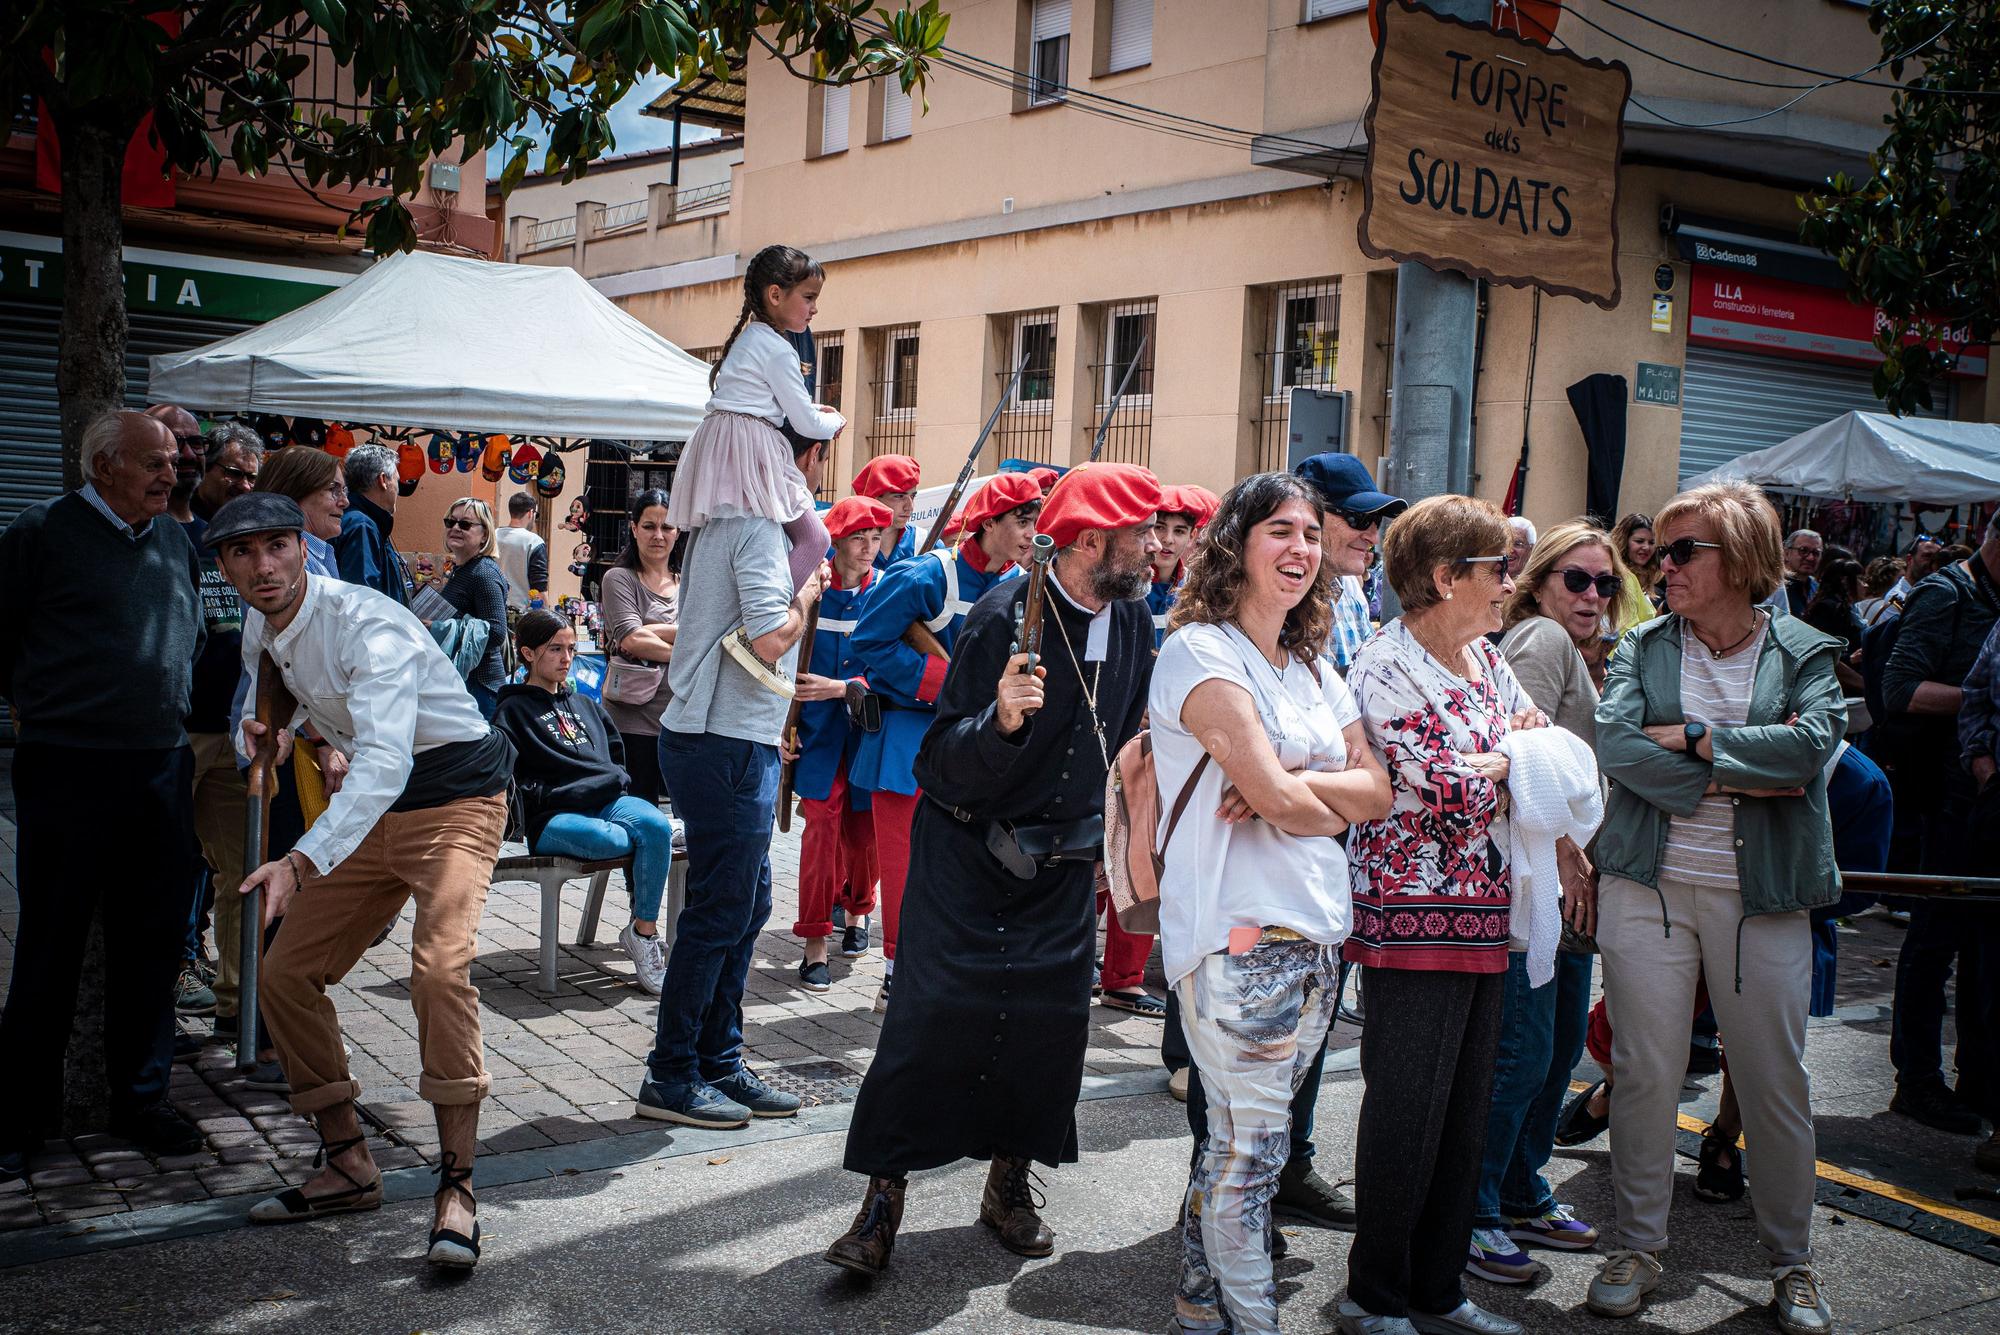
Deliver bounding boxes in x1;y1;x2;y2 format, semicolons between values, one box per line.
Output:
669;410;827;593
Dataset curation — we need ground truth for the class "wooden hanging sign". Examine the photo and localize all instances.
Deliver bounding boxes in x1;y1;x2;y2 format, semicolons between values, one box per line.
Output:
1358;0;1631;309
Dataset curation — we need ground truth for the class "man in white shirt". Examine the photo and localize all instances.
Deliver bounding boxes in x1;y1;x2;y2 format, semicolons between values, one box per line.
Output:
210;494;514;1270
494;491;549;612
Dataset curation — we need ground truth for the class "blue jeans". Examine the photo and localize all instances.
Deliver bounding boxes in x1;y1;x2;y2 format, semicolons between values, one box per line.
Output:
1500;950;1594;1219
1472;952;1558;1228
534;795;677;922
469;682;498;719
646;730;776;1089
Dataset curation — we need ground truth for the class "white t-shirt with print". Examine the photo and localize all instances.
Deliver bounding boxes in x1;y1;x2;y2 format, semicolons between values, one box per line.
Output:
1150;621;1363;988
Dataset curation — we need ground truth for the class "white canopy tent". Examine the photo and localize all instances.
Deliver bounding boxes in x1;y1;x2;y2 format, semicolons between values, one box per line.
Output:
148;250;709;439
1685;411;2000;504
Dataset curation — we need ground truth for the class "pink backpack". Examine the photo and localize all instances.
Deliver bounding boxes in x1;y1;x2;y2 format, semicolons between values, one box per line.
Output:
1101;734;1209;935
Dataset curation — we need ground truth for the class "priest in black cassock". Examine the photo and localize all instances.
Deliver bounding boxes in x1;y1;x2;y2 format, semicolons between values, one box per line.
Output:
823;462;1165;1280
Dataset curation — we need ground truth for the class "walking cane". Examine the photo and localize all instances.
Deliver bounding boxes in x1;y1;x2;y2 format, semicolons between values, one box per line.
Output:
239;652;295;1070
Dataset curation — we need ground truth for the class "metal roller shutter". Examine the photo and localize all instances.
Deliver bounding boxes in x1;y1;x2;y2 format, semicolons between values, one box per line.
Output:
1677;343;1946;486
820;83;850;155
1106;0;1152;72
0;301;250;530
881;79;912;140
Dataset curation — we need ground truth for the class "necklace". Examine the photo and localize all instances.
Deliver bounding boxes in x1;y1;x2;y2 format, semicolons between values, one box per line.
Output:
1697;610;1764;660
1050;605;1111;771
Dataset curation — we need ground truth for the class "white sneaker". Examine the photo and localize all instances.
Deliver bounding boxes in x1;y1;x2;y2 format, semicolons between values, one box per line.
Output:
1586;1249;1663;1319
670;822;686;852
1334;1299;1418;1335
621;922;668;995
1771;1264;1833;1334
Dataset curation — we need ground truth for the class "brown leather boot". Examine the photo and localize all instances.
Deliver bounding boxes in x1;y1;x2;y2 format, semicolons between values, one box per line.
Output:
979;1156;1054;1257
823;1175;907;1277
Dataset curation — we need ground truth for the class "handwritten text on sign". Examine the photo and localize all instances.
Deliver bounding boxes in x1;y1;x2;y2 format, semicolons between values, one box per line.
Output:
1358;0;1631;310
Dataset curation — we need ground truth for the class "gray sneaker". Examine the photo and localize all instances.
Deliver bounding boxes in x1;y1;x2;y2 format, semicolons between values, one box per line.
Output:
620;922;668;995
1411;1299;1523;1335
174;966;216;1016
1771;1264;1833;1335
1586;1249;1663;1319
1335;1300;1418;1335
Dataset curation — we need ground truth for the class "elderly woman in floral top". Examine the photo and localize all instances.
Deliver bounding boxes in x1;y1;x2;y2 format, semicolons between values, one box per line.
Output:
1338;494;1546;1335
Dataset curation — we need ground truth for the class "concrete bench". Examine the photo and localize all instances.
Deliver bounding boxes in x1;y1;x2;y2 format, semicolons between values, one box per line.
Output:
491;849;689;992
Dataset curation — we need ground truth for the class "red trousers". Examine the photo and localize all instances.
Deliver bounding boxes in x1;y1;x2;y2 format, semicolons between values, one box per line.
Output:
871;789;921;962
1096;885;1154;992
793;764;880;939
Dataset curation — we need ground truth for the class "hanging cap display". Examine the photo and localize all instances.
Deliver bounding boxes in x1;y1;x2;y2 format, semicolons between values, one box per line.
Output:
1037;462;1164;550
454;432;481;474
852;454;922;497
825;496;894;542
252;414;291;451
507;441;543;484
425;430;455;475
289;417;329;449
479;434;511;483
397;440;426;497
323;423;355;458
534;454;567;498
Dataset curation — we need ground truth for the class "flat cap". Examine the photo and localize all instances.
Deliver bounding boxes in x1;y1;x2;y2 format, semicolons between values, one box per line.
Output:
200;493;306;548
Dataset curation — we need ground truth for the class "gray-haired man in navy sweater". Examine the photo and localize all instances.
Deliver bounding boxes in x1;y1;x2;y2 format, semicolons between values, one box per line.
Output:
0;410;206;1186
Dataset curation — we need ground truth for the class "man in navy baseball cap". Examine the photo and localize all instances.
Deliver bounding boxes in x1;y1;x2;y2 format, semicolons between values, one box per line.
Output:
1294;452;1406;527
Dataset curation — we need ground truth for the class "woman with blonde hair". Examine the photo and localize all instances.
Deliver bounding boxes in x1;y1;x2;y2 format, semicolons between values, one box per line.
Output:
255;447;346;575
1589;481;1841;1332
1610;512;1663;627
1464;520;1627;1285
438;496;510;718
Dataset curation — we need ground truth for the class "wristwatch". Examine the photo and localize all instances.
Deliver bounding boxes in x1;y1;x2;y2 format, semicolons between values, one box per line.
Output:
1684;721;1708;754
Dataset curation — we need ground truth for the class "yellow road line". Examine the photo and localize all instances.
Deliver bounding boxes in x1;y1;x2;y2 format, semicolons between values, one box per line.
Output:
1565;1079;2000;1239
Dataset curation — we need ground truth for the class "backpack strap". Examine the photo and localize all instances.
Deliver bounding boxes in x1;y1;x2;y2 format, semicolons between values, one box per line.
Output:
1156;752;1211;857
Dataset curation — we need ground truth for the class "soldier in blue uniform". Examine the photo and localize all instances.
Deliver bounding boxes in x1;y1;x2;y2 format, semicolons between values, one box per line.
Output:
786;497;891;993
853;454;923;572
847;471;1045;1012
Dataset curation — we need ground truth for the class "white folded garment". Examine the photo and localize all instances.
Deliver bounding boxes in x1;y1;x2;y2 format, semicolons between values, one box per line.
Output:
1498;727;1604;988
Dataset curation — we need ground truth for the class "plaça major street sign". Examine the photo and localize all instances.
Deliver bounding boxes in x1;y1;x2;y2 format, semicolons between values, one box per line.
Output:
1358;0;1631;310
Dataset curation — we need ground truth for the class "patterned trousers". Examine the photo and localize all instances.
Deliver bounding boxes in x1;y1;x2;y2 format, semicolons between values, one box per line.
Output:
1174;935;1340;1335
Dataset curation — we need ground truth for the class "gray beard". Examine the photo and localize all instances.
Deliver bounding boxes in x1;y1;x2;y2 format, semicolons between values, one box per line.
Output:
1090;557;1149;603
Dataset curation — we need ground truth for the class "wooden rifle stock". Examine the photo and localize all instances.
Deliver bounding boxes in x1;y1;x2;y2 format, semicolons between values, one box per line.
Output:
918;356;1031;555
1013;535;1056;668
902;621;949;662
775;601;822;834
238;652;297;1069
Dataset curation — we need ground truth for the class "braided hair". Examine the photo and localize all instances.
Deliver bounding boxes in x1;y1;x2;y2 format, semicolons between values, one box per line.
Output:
709;244;826;389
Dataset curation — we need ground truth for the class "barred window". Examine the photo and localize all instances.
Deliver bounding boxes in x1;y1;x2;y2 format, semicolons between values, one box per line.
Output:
868;324;920;458
1253;280;1339;472
993;309;1058;465
815;332;845;501
1085;298;1156;466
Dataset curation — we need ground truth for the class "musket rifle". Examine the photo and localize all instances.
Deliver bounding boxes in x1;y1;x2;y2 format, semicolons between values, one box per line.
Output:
1012;534;1057;670
918;356;1030;555
239;653;296;1070
775;601;822;834
1088;332;1150;463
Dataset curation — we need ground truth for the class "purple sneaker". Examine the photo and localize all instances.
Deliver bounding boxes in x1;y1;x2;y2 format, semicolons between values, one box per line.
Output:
1507;1203;1599;1251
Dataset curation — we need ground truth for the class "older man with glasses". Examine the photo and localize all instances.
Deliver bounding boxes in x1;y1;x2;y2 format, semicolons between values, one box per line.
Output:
1784;529;1824;618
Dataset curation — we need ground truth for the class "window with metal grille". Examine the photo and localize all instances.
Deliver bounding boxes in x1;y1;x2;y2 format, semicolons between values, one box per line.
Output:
581;440;681;590
1254;280;1340;472
868;324;920;458
818;83;851;155
816;333;846;501
1085;299;1156;466
686;345;725;368
995;309;1058;465
1029;0;1071;105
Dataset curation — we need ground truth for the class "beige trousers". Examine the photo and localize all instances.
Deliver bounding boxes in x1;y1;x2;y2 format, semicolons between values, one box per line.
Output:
189;733;248;1017
1597;872;1817;1266
259;792;507;1115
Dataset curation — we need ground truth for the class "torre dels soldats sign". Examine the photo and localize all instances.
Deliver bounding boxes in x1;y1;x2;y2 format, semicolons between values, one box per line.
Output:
1358;0;1632;309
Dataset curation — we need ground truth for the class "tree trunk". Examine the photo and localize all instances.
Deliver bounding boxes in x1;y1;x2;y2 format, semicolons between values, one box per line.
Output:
55;112;134;492
55;110;137;1131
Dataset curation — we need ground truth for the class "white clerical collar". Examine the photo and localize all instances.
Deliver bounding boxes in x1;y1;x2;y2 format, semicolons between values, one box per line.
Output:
1051;566;1110;662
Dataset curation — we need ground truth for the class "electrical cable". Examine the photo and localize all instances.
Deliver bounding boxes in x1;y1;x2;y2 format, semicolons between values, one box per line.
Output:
1558;3;1950;94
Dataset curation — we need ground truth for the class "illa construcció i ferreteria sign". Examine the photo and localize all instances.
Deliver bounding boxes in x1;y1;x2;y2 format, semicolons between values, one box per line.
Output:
1358;0;1631;309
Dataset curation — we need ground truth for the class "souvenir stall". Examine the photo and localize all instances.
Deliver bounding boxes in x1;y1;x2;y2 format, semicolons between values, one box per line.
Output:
1685;411;2000;556
150;249;711;687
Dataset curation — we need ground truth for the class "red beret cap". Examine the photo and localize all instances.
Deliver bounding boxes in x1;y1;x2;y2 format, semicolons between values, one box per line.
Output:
1028;467;1061;495
953;472;1045;537
824;496;894;542
852;454;921;497
1037;462;1163;550
1163;484;1221;530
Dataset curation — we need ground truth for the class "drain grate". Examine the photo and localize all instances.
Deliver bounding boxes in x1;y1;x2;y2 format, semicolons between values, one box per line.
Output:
760;1059;864;1107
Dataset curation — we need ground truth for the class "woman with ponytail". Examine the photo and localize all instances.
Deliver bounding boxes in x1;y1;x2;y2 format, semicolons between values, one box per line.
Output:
671;244;844;590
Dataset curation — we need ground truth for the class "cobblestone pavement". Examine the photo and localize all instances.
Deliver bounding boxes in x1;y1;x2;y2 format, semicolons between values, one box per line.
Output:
0;803;1235;1232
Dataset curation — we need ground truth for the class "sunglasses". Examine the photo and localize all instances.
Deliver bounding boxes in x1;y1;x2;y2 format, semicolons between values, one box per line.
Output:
1333;506;1395;532
443;516;484;532
1659;538;1721;567
1557;568;1623;598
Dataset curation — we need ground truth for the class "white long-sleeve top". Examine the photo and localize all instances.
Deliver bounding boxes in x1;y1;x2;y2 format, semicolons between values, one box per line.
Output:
703;321;845;440
240;574;491;875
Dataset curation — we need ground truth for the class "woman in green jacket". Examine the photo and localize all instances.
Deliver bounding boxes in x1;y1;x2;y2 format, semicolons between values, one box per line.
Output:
1587;482;1843;1335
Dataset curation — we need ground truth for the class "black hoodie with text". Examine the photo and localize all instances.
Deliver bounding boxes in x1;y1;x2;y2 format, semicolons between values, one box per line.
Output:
492;681;630;846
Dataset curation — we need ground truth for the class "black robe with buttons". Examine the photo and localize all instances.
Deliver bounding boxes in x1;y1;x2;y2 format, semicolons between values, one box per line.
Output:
842;569;1153;1175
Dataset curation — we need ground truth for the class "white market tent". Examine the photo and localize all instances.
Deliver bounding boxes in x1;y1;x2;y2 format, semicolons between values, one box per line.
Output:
1685;411;2000;504
149;250;709;439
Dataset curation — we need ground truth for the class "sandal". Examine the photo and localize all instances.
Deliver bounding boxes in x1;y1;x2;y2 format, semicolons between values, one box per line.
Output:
1694;1131;1746;1203
247;1133;383;1224
1555;1080;1610;1148
1100;989;1167;1018
427;1151;482;1269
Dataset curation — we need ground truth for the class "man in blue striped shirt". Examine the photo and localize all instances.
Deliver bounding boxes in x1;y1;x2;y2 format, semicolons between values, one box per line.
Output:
1295;452;1405;673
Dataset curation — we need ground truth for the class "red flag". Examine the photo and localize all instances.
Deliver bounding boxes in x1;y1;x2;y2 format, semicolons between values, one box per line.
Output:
33;10;179;208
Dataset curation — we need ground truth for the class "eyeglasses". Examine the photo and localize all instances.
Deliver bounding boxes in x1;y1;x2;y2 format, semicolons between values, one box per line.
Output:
1458;554;1509;568
443;517;484;532
215;465;257;485
1786;543;1822;557
1659;538;1721;567
1558;568;1623;598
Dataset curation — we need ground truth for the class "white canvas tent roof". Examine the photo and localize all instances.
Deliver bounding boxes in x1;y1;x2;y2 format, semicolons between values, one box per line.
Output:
149;250;709;440
1685;411;2000;504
